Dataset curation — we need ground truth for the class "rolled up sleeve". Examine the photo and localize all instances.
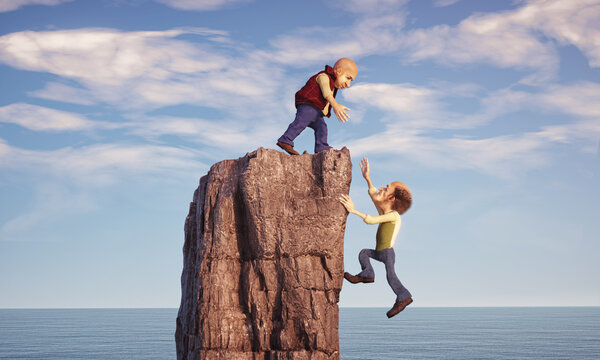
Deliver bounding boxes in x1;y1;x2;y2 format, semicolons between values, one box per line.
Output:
363;212;397;225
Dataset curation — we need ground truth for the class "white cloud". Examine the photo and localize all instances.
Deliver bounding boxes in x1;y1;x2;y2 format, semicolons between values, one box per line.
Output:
0;0;72;13
28;82;98;106
343;83;449;129
433;0;462;7
0;139;206;185
329;0;408;14
0;1;597;179
345;83;436;113
536;82;600;118
343;81;494;131
263;0;599;86
0;28;228;86
477;82;600;143
400;0;600;83
346;127;552;177
48;144;204;184
269;14;407;66
0;103;118;132
155;0;252;11
516;0;600;67
401;17;558;84
0;132;209;241
0;28;284;116
0;183;96;241
127;116;274;150
343;80;600;176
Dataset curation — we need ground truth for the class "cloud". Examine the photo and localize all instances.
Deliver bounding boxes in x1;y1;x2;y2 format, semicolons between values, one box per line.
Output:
27;82;96;105
478;82;600;138
0;0;72;13
269;14;407;66
0;28;228;86
0;1;597;179
346;127;553;177
518;0;600;68
0;183;96;241
154;0;252;11
126;115;278;151
343;83;450;129
400;0;600;84
0;28;284;117
328;0;408;14
343;81;495;131
433;0;462;7
401;15;558;84
0;103;119;132
536;82;600;118
343;81;600;176
264;0;599;87
0;139;206;185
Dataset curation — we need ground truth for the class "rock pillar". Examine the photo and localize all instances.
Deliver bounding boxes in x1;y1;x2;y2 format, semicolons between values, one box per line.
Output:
176;147;351;359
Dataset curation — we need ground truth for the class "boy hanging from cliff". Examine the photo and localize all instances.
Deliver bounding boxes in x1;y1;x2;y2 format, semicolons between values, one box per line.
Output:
276;58;357;155
339;158;413;318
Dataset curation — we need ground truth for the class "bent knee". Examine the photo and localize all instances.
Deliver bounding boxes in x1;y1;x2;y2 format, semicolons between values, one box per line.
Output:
359;249;371;256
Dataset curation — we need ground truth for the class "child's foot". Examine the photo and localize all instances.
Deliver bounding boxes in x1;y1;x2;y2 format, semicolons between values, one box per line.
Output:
344;272;374;284
386;297;413;318
277;141;299;155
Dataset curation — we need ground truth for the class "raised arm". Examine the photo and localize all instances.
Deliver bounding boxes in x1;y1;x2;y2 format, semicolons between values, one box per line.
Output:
360;158;377;195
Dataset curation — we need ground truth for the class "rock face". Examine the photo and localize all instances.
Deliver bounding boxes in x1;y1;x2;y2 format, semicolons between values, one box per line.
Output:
175;147;352;360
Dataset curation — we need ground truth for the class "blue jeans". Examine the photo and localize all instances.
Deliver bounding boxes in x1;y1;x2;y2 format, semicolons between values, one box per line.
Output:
357;248;412;302
278;104;331;153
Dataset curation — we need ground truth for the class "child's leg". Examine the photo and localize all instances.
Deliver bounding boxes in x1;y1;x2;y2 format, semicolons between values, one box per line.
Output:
310;116;331;153
356;248;377;279
378;248;412;302
278;104;319;147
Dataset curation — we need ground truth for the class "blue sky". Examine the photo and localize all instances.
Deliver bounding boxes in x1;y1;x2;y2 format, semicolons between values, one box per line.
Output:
0;0;598;308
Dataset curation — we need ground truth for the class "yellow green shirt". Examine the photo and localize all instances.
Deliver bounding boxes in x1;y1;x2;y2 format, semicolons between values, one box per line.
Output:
363;187;402;251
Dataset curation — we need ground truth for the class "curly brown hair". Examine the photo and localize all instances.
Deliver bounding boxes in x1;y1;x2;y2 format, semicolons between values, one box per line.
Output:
392;182;412;215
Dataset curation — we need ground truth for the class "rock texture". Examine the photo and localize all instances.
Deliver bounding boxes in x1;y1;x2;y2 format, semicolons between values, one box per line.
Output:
176;147;352;360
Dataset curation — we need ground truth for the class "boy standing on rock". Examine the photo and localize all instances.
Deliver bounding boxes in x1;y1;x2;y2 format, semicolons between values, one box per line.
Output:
339;158;413;318
277;58;357;155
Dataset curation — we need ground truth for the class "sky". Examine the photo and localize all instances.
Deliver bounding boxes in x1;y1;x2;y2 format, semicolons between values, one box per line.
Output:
0;0;599;309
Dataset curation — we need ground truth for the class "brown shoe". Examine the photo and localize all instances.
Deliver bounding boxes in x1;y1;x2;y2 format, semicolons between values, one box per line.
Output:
386;297;413;318
276;141;299;155
344;272;374;284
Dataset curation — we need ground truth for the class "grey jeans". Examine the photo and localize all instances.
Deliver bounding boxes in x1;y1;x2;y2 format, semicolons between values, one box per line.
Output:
357;247;412;302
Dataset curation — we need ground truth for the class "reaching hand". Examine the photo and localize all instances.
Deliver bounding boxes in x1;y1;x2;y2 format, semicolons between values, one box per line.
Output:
332;103;350;123
339;194;355;213
360;158;370;180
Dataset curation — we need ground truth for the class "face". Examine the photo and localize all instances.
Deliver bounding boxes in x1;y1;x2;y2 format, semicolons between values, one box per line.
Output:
373;182;398;204
334;68;357;89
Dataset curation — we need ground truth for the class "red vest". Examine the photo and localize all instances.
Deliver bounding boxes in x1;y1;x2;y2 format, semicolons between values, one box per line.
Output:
295;65;338;118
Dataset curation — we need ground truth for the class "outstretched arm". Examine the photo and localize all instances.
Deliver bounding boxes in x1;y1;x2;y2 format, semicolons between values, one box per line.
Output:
316;73;350;123
339;194;368;220
339;194;396;224
324;93;350;123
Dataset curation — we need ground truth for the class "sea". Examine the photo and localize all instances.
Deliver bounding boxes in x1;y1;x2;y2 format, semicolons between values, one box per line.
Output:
0;307;598;359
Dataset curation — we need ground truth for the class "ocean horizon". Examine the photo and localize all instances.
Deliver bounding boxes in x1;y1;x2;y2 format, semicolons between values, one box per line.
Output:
1;307;598;359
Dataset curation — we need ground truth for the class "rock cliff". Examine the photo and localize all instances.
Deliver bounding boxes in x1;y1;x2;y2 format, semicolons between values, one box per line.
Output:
175;147;352;360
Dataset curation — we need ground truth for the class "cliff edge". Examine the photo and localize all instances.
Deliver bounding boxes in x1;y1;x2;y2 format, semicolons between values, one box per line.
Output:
175;147;352;360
